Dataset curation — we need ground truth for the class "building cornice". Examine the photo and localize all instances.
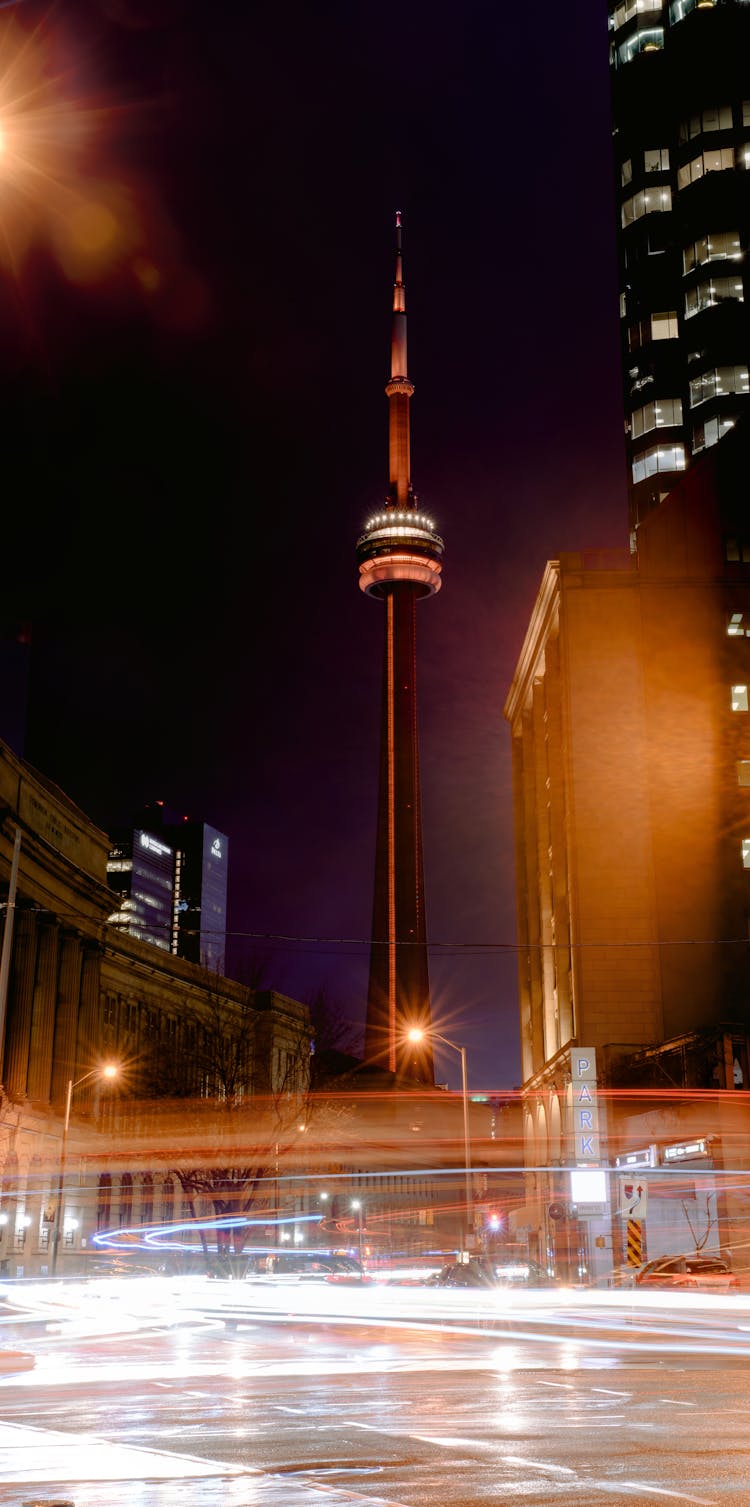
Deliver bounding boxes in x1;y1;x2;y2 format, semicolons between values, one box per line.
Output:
503;560;561;727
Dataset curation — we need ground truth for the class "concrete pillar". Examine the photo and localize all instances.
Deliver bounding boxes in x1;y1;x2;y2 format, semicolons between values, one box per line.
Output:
3;911;38;1099
27;921;60;1103
51;934;84;1108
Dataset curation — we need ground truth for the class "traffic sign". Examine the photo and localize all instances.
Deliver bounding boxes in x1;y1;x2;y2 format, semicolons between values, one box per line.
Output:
619;1176;648;1218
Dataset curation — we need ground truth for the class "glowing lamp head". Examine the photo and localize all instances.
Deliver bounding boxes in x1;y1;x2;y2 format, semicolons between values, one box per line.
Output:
102;1064;118;1080
407;1028;424;1044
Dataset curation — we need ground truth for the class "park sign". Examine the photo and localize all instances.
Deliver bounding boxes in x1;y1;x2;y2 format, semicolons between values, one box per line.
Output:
571;1048;600;1163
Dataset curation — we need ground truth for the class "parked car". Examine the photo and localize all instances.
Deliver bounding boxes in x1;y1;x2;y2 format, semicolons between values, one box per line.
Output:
427;1257;555;1290
245;1251;365;1283
634;1254;737;1291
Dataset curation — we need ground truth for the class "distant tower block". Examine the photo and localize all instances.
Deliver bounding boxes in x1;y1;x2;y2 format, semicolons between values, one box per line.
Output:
356;213;444;1083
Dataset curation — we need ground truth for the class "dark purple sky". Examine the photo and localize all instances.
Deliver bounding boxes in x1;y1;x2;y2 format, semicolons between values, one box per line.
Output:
7;0;627;1090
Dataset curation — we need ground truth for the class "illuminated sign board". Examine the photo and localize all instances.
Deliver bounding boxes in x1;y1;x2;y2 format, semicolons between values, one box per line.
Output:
139;832;173;858
663;1139;709;1162
571;1048;600;1163
569;1166;607;1206
614;1146;657;1169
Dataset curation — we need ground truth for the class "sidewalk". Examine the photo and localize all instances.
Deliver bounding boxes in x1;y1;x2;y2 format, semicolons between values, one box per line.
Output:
0;1422;408;1507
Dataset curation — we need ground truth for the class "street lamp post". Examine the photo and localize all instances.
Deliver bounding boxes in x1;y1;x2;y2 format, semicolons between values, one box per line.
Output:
351;1199;364;1271
408;1027;472;1255
50;1063;118;1276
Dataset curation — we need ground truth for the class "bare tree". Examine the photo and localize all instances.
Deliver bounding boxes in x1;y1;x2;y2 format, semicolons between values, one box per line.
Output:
681;1194;715;1254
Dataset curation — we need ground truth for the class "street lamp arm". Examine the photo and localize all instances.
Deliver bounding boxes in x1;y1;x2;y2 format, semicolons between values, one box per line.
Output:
50;1062;119;1276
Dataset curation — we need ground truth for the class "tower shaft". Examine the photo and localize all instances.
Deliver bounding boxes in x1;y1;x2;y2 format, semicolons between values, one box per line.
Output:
365;585;432;1079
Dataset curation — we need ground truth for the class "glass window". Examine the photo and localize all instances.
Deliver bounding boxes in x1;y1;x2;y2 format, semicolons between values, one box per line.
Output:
679;104;733;142
612;0;663;28
621;158;633;186
726;538;750;563
693;414;737;452
620;290;628;318
632;443;687;483
738;761;750;787
727;613;749;638
689;365;750;406
685;276;745;319
742;839;750;869
671;0;715;17
622;185;672;225
645;147;670;172
683;230;742;273
616;26;664;66
732;685;749;712
628;311;679;350
631;397;683;435
626;311;680;349
678;147;735;190
651;311;678;340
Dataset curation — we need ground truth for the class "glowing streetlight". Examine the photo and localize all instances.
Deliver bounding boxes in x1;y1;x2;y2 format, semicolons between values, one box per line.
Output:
50;1062;118;1276
408;1027;472;1254
351;1199;364;1269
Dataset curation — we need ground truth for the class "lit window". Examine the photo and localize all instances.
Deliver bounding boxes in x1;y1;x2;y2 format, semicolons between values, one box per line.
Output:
744;102;750;127
644;147;670;172
631;397;683;435
621;158;633;186
683;230;742;273
732;685;749;712
620;290;628;318
727;613;749;638
692;414;737;452
628;311;678;350
622;185;672;226
679;104;733;142
611;0;663;28
738;762;750;787
742;839;750;869
726;539;750;564
651;311;678;339
670;0;716;17
685;276;745;319
678;147;735;190
631;443;687;483
689;365;750;406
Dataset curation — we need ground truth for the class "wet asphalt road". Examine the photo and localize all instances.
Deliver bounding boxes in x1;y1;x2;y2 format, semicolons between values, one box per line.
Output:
1;1302;750;1506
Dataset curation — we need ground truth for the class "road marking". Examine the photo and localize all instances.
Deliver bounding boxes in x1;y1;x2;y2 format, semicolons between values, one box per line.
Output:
591;1387;630;1396
617;1483;716;1504
534;1379;574;1388
658;1398;695;1406
501;1455;575;1474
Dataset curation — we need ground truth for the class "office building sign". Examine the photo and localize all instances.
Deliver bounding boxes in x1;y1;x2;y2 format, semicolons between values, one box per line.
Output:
571;1047;600;1163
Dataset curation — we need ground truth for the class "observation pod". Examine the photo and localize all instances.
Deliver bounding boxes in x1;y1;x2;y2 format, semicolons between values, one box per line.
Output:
356;508;444;597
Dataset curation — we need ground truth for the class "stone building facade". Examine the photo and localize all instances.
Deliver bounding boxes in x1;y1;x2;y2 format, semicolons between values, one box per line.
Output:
0;738;310;1277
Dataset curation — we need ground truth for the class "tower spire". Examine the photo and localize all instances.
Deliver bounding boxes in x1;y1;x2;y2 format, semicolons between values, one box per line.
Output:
387;210;413;508
355;214;445;1084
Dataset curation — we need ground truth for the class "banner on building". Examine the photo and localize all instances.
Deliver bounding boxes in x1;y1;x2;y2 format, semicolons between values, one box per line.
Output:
571;1047;600;1162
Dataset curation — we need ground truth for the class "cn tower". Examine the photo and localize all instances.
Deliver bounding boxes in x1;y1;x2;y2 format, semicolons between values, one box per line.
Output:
356;213;444;1084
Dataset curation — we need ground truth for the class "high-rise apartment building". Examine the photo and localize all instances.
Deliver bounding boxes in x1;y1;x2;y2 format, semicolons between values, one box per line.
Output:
107;803;229;974
608;0;750;538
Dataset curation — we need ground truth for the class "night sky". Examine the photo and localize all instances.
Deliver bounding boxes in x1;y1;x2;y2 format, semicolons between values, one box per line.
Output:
4;0;627;1090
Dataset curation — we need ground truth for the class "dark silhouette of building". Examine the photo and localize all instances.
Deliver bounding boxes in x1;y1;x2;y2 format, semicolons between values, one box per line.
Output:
608;0;750;539
355;216;444;1082
0;619;31;758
